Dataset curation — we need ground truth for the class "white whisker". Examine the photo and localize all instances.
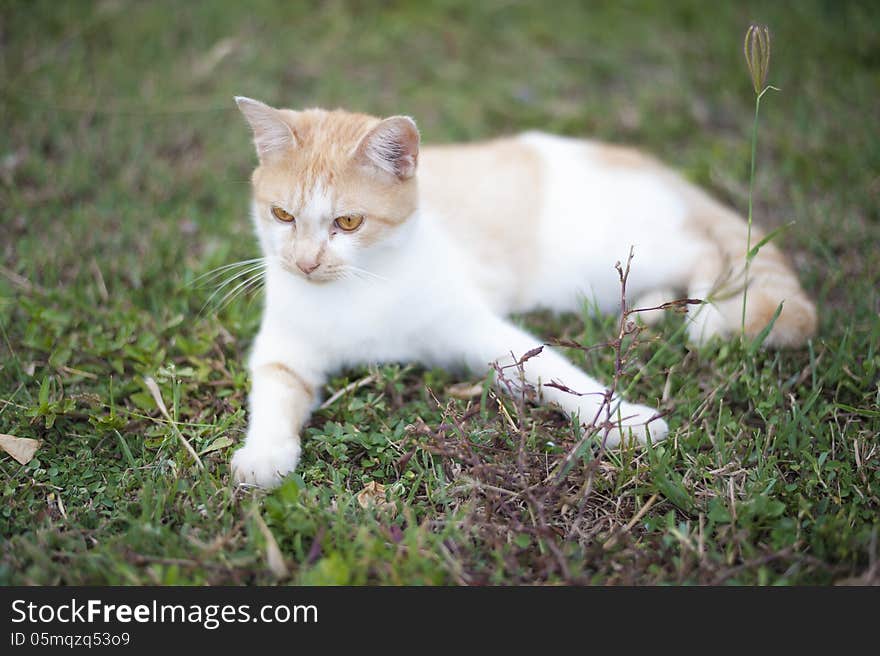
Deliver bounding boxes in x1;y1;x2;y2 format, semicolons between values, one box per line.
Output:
197;253;271;316
200;262;266;310
189;257;266;286
211;270;266;314
342;265;389;283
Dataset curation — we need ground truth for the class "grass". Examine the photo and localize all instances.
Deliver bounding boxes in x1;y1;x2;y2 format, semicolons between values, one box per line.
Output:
1;0;878;585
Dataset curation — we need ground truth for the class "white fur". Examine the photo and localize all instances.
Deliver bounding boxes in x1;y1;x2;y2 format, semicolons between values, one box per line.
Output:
516;133;702;313
231;131;706;487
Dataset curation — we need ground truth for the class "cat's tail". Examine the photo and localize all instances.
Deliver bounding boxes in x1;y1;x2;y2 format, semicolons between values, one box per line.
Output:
681;189;817;348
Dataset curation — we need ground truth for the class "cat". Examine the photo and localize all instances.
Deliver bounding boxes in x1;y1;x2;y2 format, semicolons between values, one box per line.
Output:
229;96;817;488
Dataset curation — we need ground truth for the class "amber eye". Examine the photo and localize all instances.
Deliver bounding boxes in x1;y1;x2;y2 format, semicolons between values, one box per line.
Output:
335;215;364;232
271;206;295;223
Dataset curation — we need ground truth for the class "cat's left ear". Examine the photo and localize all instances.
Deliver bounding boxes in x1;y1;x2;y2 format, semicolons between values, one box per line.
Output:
355;116;420;180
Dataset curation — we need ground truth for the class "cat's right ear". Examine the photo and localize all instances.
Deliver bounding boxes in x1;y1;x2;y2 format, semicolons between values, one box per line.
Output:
234;96;296;161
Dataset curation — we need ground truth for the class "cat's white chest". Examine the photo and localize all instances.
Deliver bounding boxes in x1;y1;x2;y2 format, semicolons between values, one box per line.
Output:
260;219;477;371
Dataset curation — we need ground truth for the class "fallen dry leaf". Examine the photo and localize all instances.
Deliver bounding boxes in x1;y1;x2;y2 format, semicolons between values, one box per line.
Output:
356;481;388;509
447;381;485;400
144;376;203;469
198;435;234;456
0;434;41;465
252;511;289;579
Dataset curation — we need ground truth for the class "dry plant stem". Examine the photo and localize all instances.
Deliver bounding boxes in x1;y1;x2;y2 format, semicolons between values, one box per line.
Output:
318;372;378;410
602;492;659;550
417;248;670;581
551;247;641;489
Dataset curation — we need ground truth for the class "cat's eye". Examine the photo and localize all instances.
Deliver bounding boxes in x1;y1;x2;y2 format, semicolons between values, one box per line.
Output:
271;206;295;223
335;215;364;232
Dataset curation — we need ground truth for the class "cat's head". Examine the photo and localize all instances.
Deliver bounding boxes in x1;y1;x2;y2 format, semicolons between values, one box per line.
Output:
235;97;420;283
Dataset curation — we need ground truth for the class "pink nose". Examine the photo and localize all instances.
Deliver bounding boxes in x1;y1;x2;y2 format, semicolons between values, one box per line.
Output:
296;259;320;275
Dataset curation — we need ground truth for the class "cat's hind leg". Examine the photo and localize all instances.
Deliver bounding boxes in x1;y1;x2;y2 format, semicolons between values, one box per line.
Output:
680;197;817;347
684;244;817;348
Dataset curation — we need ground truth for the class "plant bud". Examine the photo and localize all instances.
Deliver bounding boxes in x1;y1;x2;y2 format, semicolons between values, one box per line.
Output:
744;24;771;94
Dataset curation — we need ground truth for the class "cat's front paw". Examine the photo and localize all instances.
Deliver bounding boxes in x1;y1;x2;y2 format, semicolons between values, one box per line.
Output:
231;439;301;489
603;403;668;447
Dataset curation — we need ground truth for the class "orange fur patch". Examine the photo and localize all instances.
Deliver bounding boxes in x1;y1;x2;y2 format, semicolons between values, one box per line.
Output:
256;363;314;396
595;143;663;171
418;137;543;306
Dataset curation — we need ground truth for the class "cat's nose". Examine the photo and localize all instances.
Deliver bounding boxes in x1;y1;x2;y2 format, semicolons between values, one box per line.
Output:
296;259;320;275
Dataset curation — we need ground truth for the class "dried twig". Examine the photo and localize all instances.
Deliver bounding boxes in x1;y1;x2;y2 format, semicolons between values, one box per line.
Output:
318;373;378;410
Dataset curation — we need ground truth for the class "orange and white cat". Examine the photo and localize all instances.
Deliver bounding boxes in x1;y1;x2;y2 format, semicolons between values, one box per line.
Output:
229;96;816;488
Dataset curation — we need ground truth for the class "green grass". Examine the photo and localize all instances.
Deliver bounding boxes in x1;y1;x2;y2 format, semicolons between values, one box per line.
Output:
1;0;878;585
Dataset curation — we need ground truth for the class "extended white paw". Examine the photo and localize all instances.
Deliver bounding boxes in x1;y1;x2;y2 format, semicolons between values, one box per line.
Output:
231;439;301;489
602;402;668;447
